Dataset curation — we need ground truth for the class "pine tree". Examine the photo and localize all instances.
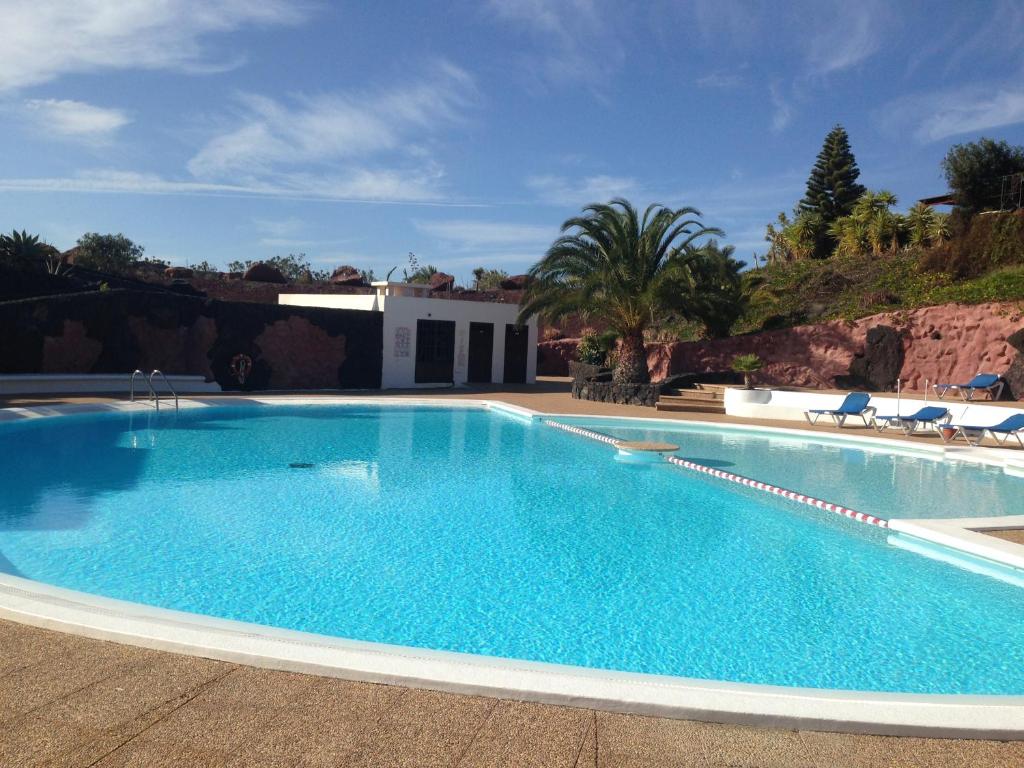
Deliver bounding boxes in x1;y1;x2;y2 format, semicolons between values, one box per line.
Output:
799;125;866;224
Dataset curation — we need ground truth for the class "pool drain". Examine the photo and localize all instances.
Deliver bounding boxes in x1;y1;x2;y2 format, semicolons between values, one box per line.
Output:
289;462;315;469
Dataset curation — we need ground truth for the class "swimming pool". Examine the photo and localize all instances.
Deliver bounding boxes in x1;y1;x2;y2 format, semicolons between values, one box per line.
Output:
0;403;1022;700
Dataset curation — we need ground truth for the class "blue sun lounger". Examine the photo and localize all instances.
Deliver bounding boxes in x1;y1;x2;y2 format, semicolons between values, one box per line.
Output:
940;413;1024;448
805;392;875;427
933;373;1004;401
873;405;951;435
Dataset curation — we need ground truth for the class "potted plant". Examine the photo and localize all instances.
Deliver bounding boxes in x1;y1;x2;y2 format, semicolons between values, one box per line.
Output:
731;353;763;389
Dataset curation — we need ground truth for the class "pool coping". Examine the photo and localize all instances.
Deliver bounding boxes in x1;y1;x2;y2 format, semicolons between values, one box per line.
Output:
1;395;1023;740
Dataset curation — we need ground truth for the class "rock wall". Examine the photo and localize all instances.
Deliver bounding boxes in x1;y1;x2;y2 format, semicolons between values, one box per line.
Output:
0;290;383;390
537;301;1024;397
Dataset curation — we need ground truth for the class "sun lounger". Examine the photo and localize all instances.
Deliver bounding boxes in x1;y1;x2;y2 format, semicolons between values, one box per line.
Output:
939;413;1024;448
805;392;874;427
933;373;1004;401
873;406;950;435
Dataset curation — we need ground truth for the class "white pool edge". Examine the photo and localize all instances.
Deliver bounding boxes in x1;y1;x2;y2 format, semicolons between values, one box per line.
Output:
1;395;1023;739
1;571;1022;740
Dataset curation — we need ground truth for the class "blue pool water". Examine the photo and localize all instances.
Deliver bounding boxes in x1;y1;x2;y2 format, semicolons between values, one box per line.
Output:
558;417;1024;521
0;404;1022;695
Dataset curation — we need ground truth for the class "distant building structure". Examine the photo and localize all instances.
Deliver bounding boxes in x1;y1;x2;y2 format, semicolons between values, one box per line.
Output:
280;282;537;389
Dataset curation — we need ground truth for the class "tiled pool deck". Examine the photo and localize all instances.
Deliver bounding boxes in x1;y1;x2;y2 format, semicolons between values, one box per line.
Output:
2;380;1023;766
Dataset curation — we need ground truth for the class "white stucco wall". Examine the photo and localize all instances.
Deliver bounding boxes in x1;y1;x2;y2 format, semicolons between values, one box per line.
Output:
724;388;1023;425
378;296;536;389
279;292;537;389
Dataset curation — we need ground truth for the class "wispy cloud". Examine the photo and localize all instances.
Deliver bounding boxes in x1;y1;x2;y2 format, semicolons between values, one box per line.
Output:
802;1;889;75
769;84;792;133
526;174;639;206
186;62;474;201
695;71;744;89
414;219;555;251
882;84;1024;143
21;99;130;142
484;0;624;89
0;0;311;92
0;168;488;206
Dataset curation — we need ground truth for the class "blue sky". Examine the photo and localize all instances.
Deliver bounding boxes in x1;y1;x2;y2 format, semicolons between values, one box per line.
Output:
3;1;1024;283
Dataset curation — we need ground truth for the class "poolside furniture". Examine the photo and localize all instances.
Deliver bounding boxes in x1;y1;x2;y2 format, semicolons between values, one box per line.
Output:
873;406;951;435
939;413;1024;448
933;373;1004;401
805;392;875;427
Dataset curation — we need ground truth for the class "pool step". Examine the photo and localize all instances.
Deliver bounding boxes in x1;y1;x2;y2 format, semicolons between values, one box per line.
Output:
656;385;727;414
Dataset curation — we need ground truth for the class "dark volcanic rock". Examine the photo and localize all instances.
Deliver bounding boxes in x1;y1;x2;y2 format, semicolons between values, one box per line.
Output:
838;324;904;391
499;274;530;290
330;265;366;286
243;262;288;284
429;272;455;291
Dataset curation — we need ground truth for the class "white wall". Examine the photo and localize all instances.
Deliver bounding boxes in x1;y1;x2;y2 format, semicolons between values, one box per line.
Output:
379;296;536;389
279;294;381;312
279;293;537;389
724;388;1023;425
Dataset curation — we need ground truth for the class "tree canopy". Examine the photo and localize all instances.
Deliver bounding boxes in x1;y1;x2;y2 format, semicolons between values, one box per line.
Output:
74;233;145;274
942;138;1024;214
517;198;722;383
799;125;866;225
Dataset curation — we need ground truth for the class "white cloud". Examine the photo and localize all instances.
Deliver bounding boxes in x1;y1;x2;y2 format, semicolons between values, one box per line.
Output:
882;85;1024;143
0;168;486;206
769;84;792;133
695;72;744;89
185;62;473;201
22;99;130;141
414;220;555;251
484;0;624;88
802;1;888;75
526;174;639;206
916;90;1024;143
0;0;310;92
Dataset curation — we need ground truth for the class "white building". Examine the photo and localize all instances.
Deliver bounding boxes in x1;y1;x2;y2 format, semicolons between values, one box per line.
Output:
280;282;537;389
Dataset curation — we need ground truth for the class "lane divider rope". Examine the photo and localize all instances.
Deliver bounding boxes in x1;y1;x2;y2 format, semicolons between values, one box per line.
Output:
543;419;888;529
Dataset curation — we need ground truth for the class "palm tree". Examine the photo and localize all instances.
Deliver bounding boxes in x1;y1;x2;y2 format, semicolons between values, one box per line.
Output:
517;199;722;384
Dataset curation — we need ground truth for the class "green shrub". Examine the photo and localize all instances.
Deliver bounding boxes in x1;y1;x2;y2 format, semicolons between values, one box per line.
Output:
921;212;1024;278
576;333;606;365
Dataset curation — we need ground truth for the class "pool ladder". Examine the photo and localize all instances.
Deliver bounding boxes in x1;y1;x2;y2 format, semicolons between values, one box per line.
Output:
129;369;179;412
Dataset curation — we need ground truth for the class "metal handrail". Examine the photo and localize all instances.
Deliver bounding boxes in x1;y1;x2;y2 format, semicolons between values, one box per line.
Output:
148;369;179;412
129;369;156;404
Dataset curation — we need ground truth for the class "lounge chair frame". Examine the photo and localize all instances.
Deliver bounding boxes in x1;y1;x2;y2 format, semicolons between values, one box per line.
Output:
872;408;952;436
940;417;1024;448
933;375;1004;402
805;393;875;428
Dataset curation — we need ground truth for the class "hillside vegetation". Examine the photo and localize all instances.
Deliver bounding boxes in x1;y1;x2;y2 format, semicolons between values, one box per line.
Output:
739;211;1024;333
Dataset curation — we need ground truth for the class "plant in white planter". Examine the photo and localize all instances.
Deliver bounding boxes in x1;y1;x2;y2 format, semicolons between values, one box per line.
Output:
731;353;763;389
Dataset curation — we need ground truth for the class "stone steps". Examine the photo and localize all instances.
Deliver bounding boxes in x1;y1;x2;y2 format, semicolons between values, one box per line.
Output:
656;384;727;414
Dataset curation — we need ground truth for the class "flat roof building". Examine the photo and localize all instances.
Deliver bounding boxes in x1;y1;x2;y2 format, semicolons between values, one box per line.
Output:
280;282;537;389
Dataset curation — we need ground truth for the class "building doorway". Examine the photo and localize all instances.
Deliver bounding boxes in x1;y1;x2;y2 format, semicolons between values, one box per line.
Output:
415;319;456;384
467;322;494;384
503;324;528;384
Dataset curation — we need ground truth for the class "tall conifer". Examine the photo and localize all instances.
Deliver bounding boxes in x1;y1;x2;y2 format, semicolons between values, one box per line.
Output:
799;125;866;223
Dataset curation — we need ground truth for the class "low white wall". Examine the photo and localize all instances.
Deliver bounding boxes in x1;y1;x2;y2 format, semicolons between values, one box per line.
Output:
724;388;1023;426
279;294;380;312
0;374;221;396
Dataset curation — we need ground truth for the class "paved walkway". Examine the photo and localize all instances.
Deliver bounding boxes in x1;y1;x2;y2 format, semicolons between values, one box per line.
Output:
2;381;1023;766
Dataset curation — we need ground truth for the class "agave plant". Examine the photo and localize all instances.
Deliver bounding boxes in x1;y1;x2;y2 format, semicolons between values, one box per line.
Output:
518;198;722;384
0;229;50;268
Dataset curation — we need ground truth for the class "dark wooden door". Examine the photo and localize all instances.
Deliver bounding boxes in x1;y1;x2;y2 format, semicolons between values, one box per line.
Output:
467;322;494;383
415;319;456;383
503;324;528;384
